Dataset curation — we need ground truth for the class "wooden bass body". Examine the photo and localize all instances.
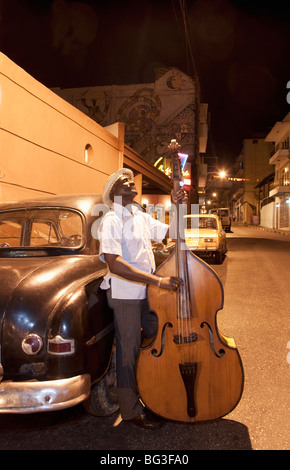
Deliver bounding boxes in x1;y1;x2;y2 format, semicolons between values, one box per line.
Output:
136;249;244;423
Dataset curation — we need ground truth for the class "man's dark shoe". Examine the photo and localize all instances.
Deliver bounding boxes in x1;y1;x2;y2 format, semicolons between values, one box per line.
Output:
125;409;163;430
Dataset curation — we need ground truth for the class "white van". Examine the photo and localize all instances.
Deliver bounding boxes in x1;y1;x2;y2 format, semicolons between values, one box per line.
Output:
210;208;231;232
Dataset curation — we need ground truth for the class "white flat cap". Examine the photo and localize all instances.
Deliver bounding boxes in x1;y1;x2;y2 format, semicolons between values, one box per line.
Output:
102;168;134;207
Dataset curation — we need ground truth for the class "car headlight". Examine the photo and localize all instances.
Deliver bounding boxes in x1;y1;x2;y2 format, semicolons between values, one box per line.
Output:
22;334;43;355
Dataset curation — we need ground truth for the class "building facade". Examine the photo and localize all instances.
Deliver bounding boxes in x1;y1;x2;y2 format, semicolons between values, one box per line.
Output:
266;112;290;230
255;173;275;228
53;67;209;206
53;68;208;163
232;137;274;224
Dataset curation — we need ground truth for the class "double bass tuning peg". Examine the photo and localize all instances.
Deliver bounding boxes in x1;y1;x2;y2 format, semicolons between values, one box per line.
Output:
168;139;181;154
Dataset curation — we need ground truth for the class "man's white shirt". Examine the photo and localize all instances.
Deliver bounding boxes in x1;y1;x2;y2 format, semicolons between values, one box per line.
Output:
98;203;168;299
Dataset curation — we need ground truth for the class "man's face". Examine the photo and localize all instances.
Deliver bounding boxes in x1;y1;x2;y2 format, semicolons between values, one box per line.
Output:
110;175;137;204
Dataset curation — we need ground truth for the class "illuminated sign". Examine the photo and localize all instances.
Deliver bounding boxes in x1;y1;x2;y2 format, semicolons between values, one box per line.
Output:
154;154;191;183
227;177;250;182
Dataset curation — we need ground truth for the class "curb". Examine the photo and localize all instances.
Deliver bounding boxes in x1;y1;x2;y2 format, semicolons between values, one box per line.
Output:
234;223;290;237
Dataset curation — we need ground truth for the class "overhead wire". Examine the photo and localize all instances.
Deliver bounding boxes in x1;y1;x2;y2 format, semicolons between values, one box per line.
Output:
174;0;220;176
178;0;200;86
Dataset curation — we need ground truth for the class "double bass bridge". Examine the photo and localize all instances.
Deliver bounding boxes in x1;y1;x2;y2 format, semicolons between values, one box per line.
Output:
173;332;198;344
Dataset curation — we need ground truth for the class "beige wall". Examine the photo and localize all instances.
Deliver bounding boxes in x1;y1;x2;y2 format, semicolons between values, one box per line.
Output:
0;52;124;203
234;138;274;223
141;194;171;209
243;139;274;196
260;201;275;228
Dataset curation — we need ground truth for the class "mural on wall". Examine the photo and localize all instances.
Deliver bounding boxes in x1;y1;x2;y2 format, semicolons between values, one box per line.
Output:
115;87;162;134
54;68;197;165
80;89;111;123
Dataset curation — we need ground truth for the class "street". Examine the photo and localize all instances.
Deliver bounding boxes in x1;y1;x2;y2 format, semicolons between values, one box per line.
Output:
0;224;289;451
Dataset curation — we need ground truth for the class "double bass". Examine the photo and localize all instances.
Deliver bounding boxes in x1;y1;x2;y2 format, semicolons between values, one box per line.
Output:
136;139;244;423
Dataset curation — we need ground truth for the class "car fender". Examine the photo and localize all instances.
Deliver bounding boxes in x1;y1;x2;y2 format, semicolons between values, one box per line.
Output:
46;276;114;382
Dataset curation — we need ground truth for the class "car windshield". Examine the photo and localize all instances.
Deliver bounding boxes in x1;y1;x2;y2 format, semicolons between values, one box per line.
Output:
0;208;84;249
186;217;217;230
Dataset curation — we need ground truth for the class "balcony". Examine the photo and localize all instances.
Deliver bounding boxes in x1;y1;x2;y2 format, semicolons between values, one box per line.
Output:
269;143;290;165
232;182;244;200
269;178;290;197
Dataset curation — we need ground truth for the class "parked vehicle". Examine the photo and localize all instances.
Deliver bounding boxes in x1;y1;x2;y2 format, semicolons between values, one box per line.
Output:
184;214;227;264
0;193;172;415
0;193;119;415
209;208;231;232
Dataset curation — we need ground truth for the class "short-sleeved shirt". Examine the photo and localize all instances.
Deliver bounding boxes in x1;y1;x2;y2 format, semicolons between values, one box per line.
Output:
98;203;168;299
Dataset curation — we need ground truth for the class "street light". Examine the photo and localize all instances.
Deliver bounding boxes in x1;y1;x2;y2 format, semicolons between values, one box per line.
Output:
219;170;226;179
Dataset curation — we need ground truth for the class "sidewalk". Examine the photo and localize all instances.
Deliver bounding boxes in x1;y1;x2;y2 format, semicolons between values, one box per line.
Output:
233;222;290;237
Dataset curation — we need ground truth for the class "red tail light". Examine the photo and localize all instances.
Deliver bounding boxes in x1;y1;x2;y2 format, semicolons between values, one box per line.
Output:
22;334;43;355
47;335;75;355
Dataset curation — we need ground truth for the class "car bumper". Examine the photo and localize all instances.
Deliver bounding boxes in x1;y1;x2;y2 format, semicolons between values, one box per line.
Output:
187;245;219;252
0;374;91;414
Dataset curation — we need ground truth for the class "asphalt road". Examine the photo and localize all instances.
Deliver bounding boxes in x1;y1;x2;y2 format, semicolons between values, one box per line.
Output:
0;223;289;452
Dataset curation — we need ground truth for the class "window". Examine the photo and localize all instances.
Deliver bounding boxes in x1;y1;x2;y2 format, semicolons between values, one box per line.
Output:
0;220;22;247
280;200;289;228
281;137;289;149
84;144;93;164
186;217;217;230
30;222;58;246
282;167;289;186
0;209;84;249
199;217;217;229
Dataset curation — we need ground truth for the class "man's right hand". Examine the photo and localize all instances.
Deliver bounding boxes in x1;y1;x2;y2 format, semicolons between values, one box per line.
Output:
159;276;183;290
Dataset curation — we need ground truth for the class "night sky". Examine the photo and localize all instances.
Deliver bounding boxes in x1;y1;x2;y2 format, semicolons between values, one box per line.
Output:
1;0;290;169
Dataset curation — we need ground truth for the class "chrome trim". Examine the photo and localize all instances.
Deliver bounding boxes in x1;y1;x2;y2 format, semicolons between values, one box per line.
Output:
47;334;75;355
86;322;114;346
22;334;43;355
0;374;91;413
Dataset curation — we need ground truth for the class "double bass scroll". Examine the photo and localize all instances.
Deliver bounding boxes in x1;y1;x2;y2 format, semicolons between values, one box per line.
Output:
136;139;244;423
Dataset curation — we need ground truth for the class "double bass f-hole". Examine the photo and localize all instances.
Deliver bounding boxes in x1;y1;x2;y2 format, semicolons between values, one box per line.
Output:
201;322;225;358
151;322;173;358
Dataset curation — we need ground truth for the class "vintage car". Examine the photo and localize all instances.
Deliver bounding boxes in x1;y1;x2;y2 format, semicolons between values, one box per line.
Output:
0;193;117;415
184;213;227;264
209;207;231;232
0;193;173;415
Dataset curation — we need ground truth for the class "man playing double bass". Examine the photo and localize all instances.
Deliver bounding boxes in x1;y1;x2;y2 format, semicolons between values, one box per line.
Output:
98;168;186;430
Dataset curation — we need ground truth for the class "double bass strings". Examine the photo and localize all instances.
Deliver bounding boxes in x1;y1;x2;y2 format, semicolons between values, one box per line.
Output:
175;203;194;364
